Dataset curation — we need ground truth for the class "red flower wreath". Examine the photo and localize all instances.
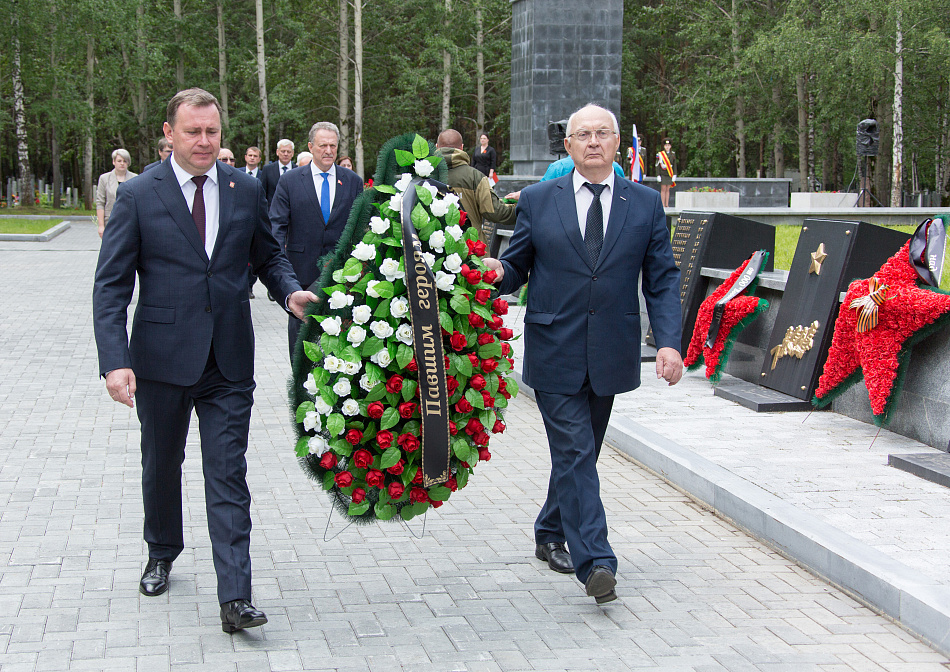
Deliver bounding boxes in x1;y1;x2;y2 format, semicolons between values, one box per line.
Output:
684;252;770;383
813;240;950;424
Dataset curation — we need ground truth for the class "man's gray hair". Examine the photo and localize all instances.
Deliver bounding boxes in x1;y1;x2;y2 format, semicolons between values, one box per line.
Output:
157;137;172;151
308;122;340;144
166;88;222;127
566;104;620;137
112;148;132;164
276;138;295;151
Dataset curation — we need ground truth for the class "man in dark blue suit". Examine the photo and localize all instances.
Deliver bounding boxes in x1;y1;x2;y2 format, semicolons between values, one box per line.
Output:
259;139;295;207
270;121;363;359
93;88;318;632
485;104;683;604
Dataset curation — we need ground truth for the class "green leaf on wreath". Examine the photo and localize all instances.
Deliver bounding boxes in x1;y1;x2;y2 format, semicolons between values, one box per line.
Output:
487;373;499;395
379;446;401;469
294;436;310;457
311;367;331;386
381;236;401;248
478;342;502;359
378;489;391;506
466;388;485;410
373;184;397;195
428;485;451;502
452;438;476;463
331;269;345;283
415;184;434;206
320;332;340;355
322;471;335;490
479;409;495;428
450;294;472;315
445;206;460;227
396;343;414;369
342;258;363;279
472;303;492;320
326;413;346;437
394;148;415;167
295;401;315;423
402;419;421;435
403;464;418;486
380;407;400;430
365;382;387;402
457;469;469;489
348;501;371;516
497;358;512;372
365;362;384;386
362;422;377;442
444;235;463;256
411;202;429;231
494;395;508;409
412;134;430;159
505;376;520;398
374;299;391;318
455;353;473;377
439;311;453;333
303;340;323;363
322;283;345;297
361;336;386;358
372;281;395;299
375;503;395;520
350;273;371;296
330;437;352;456
401;379;418;401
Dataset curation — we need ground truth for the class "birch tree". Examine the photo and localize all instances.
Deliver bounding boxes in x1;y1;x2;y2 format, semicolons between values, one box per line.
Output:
890;8;904;206
255;0;270;158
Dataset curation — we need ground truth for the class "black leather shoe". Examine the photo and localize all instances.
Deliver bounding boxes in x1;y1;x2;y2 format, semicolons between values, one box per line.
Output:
139;558;172;597
585;565;617;604
535;542;574;573
221;599;268;633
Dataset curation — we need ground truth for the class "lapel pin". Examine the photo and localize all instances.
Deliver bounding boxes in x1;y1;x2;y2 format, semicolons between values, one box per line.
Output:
229;181;235;189
337;179;343;186
619;196;627;201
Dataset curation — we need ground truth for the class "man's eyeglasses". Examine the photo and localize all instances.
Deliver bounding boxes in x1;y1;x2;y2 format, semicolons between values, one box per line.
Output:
221;157;235;163
568;129;616;142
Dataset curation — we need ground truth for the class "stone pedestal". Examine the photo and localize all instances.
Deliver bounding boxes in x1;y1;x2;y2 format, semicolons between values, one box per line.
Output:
509;0;622;176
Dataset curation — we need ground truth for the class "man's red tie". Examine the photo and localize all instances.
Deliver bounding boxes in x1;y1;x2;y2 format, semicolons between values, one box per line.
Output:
191;175;208;243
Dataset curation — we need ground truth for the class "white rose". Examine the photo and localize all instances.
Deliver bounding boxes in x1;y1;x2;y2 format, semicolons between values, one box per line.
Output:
395;173;413;192
333;378;352;397
430;199;449;217
371;320;395;339
446;224;463;241
414;159;434;177
321;316;342;336
304;373;318;396
367;280;382;298
444;253;463;273
352;242;376;262
314;397;332;415
371;349;393;367
435;271;456;292
323;356;343;373
308;436;329;455
421;182;439;200
346;325;367;346
422;252;436;268
344;270;361;282
443;192;460;208
343;361;361;376
390;297;410;319
380;258;404;282
395;323;414;346
341;399;360;416
389;194;403;212
329;291;354;310
369;216;389;235
359;373;374;392
303;411;322;432
428;230;446;252
352;304;372;324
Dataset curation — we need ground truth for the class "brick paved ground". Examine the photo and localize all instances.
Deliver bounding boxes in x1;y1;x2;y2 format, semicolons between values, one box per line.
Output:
0;219;947;671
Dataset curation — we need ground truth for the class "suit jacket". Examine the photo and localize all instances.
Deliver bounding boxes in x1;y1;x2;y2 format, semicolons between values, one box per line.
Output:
269;164;363;288
259;160;293;206
497;173;681;397
93;159;301;387
142;160;162;173
242;166;261;180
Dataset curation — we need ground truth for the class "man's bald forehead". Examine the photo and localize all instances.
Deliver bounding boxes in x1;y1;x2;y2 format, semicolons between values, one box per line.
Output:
437;129;463;149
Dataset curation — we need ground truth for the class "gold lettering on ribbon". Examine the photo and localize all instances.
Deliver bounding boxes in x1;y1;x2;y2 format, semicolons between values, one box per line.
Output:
770;321;820;370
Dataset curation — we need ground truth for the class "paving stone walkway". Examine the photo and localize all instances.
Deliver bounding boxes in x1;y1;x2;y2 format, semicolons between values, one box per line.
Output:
0;219;947;671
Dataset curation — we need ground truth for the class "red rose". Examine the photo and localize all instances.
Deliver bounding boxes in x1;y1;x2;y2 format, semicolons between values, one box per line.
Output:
483;269;498;284
501;389;512;399
459;210;468;227
407;358;418;372
498;378;507;392
376;430;394;449
431;500;444;508
449;420;458;435
492;298;508;315
365;469;385;488
467;353;480;368
490;314;504;330
468;312;485;328
469;374;487;391
450;331;468;351
398;402;417;419
501;343;512;356
477;333;495;345
460;264;470;276
474;289;491;305
387;459;405;475
446;375;459;394
398;433;421;452
367;401;385;419
334;471;354;488
498;328;514;341
351;487;366;503
412;469;424;484
465;269;482;285
466;239;487;256
481;358;498;373
478;447;492;462
481;391;495;407
455;398;473;414
464;418;483;435
473;430;491;445
345;429;363;445
409;487;430;504
444;355;451;368
352;448;373;469
447;476;458;492
492;420;506;434
386;375;404;393
388;482;405;499
319;452;337;470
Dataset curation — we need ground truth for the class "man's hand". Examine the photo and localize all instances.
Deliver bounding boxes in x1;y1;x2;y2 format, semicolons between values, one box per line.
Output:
482;258;504;284
655;347;683;386
288;290;319;319
105;368;136;408
503;190;522;201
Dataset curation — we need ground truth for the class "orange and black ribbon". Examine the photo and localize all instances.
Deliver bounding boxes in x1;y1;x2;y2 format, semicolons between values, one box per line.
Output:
850;277;889;333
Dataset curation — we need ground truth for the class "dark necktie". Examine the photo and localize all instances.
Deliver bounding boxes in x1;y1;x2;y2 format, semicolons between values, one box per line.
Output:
282;164;288;174
320;172;331;222
191;175;208;244
584;182;607;266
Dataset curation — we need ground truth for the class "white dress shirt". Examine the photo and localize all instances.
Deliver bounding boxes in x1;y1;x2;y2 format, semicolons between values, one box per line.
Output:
572;169;614;240
170;155;219;258
245;167;258;178
311;163;337;212
278;161;293;176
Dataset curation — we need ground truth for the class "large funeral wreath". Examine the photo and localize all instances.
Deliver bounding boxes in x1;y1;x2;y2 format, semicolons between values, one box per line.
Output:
289;134;519;523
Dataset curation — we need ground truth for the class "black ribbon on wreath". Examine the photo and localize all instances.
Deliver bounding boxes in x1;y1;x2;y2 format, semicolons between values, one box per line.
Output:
399;178;451;487
705;249;767;349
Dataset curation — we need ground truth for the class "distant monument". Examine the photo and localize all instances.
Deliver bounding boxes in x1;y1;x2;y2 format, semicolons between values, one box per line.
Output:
509;0;623;176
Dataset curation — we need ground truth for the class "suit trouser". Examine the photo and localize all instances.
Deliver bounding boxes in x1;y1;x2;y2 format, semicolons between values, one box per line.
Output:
135;349;256;604
534;378;617;583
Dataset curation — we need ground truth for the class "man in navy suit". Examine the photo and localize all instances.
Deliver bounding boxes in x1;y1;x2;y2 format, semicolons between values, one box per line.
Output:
270;121;363;359
484;104;683;604
259;139;295;207
93;88;318;632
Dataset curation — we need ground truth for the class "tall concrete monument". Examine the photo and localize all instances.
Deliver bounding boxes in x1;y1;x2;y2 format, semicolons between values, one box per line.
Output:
509;0;623;176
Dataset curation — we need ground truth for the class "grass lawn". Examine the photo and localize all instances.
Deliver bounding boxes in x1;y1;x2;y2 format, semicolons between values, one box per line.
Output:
1;205;95;217
0;218;64;234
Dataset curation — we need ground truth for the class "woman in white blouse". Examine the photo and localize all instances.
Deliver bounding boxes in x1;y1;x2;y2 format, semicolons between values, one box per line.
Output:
96;149;137;238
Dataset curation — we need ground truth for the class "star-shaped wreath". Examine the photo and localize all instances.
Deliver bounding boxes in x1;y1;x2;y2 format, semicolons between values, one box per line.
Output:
813;236;950;425
684;251;770;383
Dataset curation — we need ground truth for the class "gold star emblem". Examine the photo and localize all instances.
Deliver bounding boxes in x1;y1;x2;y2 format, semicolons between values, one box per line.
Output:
809;243;828;275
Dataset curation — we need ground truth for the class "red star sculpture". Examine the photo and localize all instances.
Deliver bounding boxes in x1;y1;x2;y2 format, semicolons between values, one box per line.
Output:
685;253;770;383
813;241;950;424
